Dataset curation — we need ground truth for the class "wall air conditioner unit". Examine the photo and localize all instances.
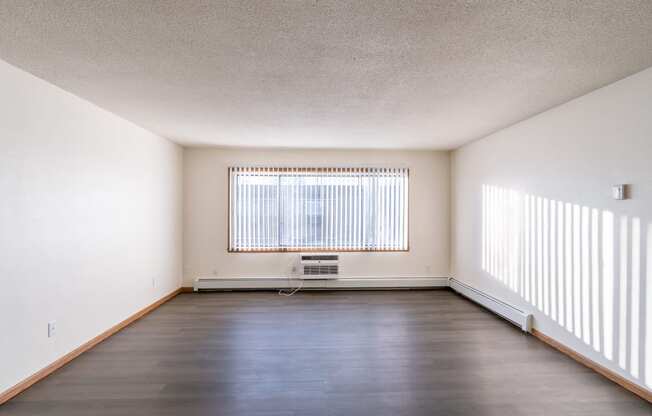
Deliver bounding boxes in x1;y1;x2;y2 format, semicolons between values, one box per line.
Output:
297;254;339;280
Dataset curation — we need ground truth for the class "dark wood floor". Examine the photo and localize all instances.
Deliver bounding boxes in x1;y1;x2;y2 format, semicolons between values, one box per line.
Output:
2;290;650;415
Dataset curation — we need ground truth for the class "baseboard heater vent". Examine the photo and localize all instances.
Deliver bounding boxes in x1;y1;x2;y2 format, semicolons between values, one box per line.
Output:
193;276;449;291
448;278;532;332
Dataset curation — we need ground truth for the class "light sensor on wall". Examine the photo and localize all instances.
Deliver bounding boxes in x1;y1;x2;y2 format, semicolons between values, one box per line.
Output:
612;184;628;200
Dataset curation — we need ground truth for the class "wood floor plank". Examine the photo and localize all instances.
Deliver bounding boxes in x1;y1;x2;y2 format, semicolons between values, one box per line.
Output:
1;290;649;415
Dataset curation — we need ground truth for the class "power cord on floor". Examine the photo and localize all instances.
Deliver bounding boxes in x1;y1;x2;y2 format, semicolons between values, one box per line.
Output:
278;279;303;296
279;269;303;296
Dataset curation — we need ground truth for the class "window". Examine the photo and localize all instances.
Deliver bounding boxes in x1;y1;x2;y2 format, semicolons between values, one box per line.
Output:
228;167;409;252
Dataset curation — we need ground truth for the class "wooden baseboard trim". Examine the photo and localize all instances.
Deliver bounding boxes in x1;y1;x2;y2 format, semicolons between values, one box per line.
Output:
531;328;651;403
179;286;194;293
0;288;182;405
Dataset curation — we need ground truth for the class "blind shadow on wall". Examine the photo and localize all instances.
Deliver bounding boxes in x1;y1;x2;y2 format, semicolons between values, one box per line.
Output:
481;184;650;389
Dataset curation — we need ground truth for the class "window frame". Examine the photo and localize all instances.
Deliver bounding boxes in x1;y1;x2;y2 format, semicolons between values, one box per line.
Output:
226;167;410;253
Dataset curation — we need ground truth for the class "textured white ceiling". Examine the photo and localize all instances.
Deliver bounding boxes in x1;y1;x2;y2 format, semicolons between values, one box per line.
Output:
1;1;652;149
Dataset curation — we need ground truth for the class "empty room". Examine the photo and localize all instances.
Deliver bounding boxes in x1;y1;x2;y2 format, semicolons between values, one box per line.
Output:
1;1;651;414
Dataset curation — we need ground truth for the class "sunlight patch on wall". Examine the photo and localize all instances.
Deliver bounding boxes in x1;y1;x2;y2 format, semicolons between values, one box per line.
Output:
619;216;629;371
481;185;649;387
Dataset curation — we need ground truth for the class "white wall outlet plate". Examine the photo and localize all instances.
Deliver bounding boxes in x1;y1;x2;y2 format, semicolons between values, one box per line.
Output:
152;277;157;288
48;321;57;338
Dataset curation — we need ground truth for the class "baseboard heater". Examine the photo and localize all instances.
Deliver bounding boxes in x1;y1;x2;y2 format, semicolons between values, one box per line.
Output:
194;276;449;291
448;278;532;332
192;276;531;332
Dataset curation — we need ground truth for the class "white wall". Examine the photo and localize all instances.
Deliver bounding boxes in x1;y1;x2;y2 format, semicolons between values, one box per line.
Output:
0;60;183;393
183;147;449;285
451;67;652;391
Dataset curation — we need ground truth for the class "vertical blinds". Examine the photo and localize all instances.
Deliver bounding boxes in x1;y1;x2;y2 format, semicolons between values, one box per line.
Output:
229;167;409;252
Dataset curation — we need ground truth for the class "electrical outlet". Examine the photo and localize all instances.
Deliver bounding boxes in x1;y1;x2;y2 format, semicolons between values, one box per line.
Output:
152;277;157;288
48;321;57;338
